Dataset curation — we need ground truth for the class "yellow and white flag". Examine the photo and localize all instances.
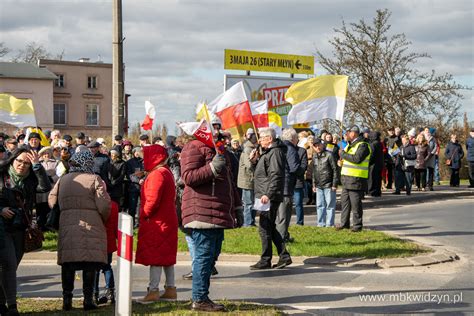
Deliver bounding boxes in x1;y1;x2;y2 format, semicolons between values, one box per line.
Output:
0;93;37;128
268;111;282;137
195;102;211;122
286;75;348;125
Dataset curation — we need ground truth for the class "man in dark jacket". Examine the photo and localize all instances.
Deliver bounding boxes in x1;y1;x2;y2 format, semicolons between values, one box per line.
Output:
88;141;112;189
250;127;292;270
276;128;300;243
368;131;384;197
384;127;400;190
337;125;371;232
294;145;308;225
312;138;338;227
466;128;474;188
180;139;242;312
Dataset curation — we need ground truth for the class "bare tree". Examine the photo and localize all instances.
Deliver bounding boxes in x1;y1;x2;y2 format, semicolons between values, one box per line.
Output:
317;9;464;133
0;42;10;58
12;41;65;64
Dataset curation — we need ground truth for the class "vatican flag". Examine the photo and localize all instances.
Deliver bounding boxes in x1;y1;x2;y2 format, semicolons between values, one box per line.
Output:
0;93;37;128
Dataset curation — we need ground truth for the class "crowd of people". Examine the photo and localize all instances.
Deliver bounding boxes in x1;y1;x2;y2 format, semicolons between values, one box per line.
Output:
0;122;472;314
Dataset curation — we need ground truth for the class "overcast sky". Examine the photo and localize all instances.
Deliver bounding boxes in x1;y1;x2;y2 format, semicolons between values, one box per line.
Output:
1;0;473;132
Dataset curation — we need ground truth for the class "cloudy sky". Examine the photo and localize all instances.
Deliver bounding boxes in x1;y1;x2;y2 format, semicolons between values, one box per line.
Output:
1;0;473;131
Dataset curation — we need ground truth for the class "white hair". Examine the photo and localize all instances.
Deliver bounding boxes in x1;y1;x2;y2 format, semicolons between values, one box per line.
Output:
281;128;298;142
259;127;276;140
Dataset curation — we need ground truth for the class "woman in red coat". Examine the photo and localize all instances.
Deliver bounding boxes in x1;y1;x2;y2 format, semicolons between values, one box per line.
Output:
136;145;178;303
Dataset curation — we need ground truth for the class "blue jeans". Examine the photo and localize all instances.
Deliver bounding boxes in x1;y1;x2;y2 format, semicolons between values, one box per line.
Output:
241;189;255;226
185;234;195;269
191;229;224;301
316;188;336;227
434;156;440;183
94;253;114;294
293;188;304;225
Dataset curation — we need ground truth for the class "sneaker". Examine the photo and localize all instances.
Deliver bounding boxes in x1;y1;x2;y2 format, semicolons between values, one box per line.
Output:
211;267;218;276
159;286;177;301
272;258;292;269
429;187;434;191
351;228;362;233
249;261;272;270
136;290;160;304
192;298;225;312
182;271;193;280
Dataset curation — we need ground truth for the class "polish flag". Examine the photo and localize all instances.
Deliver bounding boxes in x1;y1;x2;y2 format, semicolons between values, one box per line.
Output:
141;100;155;130
249;100;269;128
178;119;215;149
208;81;253;130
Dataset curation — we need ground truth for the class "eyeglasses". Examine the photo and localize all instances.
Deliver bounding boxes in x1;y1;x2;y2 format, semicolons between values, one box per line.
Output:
15;158;31;166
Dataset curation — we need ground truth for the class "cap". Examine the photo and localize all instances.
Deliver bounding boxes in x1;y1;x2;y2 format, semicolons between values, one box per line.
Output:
387;126;395;132
63;134;72;141
28;132;41;140
122;140;132;146
246;128;255;135
349;125;360;133
96;137;105;145
408;128;416;137
76;132;85;139
87;141;101;148
114;135;123;141
139;134;149;141
313;138;323;145
17;134;26;142
362;127;370;134
38;146;53;156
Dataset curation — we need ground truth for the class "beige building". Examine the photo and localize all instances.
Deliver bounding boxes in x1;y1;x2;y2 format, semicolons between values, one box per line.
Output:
0;62;56;134
39;58;113;137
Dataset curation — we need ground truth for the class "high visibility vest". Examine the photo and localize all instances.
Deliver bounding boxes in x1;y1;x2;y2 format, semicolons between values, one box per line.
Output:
341;141;372;179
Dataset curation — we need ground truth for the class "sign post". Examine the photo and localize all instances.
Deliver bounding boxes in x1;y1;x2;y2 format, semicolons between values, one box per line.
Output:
115;213;133;316
224;49;314;75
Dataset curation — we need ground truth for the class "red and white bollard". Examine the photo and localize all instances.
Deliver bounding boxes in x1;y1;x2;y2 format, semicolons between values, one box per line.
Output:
115;213;133;316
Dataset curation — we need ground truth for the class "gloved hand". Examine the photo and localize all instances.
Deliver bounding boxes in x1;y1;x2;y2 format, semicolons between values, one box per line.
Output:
234;206;244;228
211;154;226;175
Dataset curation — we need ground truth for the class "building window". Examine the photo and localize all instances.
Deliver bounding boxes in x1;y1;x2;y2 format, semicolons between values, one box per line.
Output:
87;76;97;89
54;103;66;125
86;104;99;126
55;74;65;87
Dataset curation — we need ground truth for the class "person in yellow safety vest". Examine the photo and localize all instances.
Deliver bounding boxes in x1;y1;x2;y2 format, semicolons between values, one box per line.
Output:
336;125;372;232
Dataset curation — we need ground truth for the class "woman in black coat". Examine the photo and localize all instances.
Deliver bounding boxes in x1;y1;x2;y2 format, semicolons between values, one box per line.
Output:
445;134;464;187
0;148;51;315
400;135;417;195
368;132;384;197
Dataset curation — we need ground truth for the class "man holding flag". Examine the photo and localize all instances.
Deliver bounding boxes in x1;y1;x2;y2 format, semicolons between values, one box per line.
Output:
179;119;243;312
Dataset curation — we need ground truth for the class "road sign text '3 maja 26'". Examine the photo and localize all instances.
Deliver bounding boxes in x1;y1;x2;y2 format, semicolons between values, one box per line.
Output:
224;49;314;75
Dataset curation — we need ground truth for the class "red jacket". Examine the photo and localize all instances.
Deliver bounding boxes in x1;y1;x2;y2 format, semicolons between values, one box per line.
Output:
135;145;178;266
180;140;240;229
106;201;119;253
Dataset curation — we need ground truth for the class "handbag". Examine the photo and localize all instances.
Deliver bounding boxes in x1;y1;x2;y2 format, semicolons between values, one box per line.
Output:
445;147;457;166
17;196;44;253
445;159;452;166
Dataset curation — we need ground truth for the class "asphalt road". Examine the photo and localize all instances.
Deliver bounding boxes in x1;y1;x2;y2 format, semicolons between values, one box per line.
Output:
18;197;474;315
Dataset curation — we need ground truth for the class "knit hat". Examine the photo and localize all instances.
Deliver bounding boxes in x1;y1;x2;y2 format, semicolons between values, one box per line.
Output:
28;132;41;140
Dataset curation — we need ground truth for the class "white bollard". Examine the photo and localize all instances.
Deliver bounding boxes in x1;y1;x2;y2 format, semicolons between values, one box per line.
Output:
115;213;133;316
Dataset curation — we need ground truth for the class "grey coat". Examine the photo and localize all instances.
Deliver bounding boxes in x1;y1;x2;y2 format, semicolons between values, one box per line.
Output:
237;140;256;190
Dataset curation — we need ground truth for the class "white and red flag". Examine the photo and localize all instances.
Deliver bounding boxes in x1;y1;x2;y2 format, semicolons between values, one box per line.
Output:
249;100;269;129
141;100;156;130
207;81;253;130
178;119;215;149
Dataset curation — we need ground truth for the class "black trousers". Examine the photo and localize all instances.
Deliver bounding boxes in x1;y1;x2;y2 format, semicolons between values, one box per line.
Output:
258;201;291;264
449;168;460;186
469;162;474;187
61;262;100;299
368;165;382;196
35;202;51;231
427;167;435;189
340;188;364;230
386;163;394;189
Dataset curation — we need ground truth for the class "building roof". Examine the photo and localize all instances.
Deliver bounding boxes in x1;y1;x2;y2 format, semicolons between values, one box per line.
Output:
0;62;57;80
40;59;112;68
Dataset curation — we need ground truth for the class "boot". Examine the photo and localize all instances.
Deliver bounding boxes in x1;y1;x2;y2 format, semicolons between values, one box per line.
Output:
136;290;160;304
61;266;75;311
82;270;98;311
159;286;177;301
6;304;19;316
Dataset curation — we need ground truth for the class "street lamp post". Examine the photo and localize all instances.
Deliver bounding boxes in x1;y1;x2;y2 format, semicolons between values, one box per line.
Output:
112;0;124;137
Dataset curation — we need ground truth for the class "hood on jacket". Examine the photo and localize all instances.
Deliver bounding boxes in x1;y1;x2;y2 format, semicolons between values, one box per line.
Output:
143;144;168;172
368;131;380;142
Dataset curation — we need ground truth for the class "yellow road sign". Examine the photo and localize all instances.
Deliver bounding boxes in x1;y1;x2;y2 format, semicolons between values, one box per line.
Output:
225;49;314;75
